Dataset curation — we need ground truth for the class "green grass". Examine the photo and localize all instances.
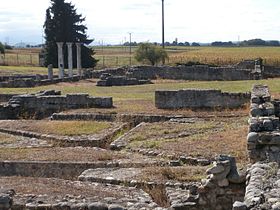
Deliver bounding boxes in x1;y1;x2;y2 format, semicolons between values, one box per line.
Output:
0;66;58;75
1;78;280;99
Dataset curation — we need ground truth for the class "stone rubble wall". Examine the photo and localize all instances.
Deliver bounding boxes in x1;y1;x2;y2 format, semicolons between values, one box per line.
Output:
263;65;280;78
248;85;280;163
0;74;48;82
0;160;158;181
0;90;113;119
233;84;280;210
155;89;250;109
96;73;152;86
194;155;246;210
0;94;20;103
244;162;280;209
0;69;94;88
92;64;267;81
51;112;187;125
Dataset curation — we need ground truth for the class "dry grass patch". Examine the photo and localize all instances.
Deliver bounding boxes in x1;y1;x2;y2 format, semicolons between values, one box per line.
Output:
0;133;19;145
0;120;113;136
160;119;249;165
0;177;126;199
0;147;125;162
139;166;207;183
126;117;249;165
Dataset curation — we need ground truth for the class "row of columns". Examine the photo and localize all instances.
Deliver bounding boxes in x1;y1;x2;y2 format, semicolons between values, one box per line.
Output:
56;42;82;79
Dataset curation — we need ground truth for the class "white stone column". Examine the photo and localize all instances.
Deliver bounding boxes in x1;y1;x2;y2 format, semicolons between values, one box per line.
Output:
48;64;53;80
66;42;73;78
76;42;82;77
56;42;64;79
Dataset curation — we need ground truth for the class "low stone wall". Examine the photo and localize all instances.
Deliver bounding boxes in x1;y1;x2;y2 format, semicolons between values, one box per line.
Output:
0;94;19;103
244;162;280;209
0;160;159;181
93;65;264;81
51;112;186;124
0;90;113;119
196;155;246;210
96;73;152;86
234;84;280;210
155;89;250;109
263;65;280;78
248;85;280;163
0;74;48;82
0;69;94;88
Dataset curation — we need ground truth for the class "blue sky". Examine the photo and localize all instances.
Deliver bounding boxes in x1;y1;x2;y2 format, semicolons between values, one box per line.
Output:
0;0;280;45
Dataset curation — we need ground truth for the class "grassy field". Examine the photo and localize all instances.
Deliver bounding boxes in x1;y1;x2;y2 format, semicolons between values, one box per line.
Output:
1;77;279;98
1;46;280;72
0;78;279;115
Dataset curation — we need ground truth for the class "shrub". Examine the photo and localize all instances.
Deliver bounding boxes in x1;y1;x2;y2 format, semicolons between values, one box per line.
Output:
135;42;168;66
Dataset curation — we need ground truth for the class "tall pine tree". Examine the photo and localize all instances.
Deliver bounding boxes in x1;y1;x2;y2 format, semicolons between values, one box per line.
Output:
43;0;97;68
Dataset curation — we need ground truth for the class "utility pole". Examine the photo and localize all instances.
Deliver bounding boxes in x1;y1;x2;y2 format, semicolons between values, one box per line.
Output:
129;32;132;65
129;33;132;55
162;0;165;48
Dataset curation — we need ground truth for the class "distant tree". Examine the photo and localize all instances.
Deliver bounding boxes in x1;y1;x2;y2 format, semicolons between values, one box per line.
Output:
240;39;266;46
191;42;200;46
164;42;171;46
267;40;280;46
211;41;236;47
135;42;168;66
178;42;185;46
0;42;4;54
184;42;190;46
44;0;98;68
4;44;13;50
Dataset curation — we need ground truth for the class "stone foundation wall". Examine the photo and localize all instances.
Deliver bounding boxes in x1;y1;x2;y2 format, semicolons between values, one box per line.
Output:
0;69;94;88
234;84;280;210
248;85;280;163
0;90;113;119
93;65;265;81
0;94;19;103
96;73;152;86
263;65;280;78
197;155;246;210
155;89;250;109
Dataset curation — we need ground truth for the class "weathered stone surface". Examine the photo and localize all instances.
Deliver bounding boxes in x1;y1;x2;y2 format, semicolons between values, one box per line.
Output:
97;74;151;87
155;89;250;109
0;90;113;120
232;201;247;210
245;163;280;209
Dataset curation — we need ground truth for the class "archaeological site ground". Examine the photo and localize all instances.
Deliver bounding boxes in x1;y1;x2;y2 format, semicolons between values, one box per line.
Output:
0;59;280;210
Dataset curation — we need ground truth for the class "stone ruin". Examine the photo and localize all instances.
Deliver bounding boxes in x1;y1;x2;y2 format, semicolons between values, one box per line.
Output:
1;85;280;210
92;58;280;82
0;90;113;119
248;85;280;163
234;84;280;210
155;89;251;109
96;73;152;86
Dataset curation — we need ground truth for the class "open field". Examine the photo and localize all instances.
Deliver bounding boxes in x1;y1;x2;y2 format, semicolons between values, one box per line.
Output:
1;46;280;71
94;46;280;67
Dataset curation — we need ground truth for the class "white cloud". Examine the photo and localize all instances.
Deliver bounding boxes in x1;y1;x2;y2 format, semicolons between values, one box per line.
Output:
0;0;280;44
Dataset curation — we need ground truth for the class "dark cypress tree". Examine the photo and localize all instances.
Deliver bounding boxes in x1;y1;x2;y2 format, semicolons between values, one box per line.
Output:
43;0;97;68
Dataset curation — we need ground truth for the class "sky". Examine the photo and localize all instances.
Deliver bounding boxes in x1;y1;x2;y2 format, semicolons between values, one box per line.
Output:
0;0;280;45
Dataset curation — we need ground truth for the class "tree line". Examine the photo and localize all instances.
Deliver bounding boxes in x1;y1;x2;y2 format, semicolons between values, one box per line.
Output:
211;39;280;47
